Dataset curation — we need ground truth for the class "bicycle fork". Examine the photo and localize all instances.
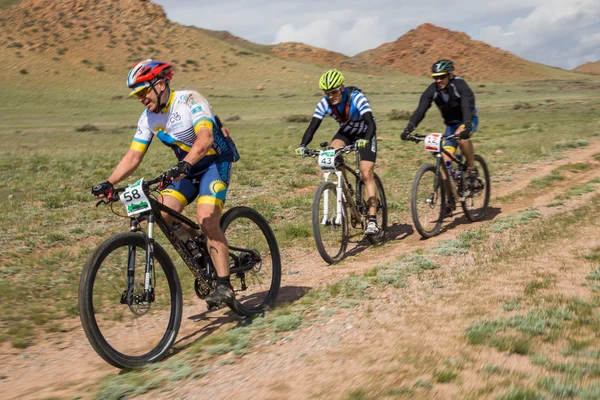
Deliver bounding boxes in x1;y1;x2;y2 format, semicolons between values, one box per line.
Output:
322;171;361;226
121;216;155;305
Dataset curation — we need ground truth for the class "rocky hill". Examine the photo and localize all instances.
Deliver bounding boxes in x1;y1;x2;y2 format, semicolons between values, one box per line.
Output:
352;23;574;81
0;0;326;89
0;1;583;85
574;61;600;75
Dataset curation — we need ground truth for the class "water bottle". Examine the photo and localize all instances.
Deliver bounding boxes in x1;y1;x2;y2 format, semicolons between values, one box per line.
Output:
172;222;199;257
445;160;454;176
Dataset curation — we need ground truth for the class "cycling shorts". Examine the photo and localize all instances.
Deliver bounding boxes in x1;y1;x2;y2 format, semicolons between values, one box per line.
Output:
160;161;232;210
332;130;377;163
443;113;479;154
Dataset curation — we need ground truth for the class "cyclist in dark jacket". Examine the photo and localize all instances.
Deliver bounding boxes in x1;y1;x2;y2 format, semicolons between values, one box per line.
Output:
401;59;479;181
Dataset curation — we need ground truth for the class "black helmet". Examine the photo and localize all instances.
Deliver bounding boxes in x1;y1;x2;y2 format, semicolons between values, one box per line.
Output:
431;59;454;77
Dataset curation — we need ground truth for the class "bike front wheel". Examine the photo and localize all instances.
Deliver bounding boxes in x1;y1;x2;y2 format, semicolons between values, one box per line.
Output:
78;232;182;369
312;181;348;264
411;163;446;238
461;154;491;222
221;206;281;317
357;173;388;243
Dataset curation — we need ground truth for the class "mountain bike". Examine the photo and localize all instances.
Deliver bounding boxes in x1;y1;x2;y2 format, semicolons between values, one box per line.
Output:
79;173;281;369
302;142;387;264
407;133;490;238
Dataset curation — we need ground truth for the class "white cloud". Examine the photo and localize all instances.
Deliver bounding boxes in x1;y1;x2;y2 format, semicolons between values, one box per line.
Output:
154;0;600;69
274;16;388;56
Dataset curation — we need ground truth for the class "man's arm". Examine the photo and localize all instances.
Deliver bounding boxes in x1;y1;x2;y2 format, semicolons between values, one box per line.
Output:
107;149;145;186
299;117;323;147
456;80;475;131
362;111;376;142
184;124;214;165
406;84;435;131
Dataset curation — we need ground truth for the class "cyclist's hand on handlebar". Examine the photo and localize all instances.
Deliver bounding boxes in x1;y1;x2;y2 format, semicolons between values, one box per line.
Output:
459;128;471;140
355;139;369;150
167;160;191;181
400;128;412;141
91;181;113;198
295;146;307;157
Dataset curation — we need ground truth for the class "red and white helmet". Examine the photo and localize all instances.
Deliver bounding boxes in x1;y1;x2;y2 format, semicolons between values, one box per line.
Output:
126;59;173;96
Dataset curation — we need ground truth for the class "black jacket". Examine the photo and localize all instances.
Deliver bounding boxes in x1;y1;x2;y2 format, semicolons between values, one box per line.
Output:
408;77;476;130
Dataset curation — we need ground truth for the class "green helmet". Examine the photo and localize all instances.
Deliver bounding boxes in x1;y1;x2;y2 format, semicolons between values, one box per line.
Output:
319;69;344;91
431;59;454;77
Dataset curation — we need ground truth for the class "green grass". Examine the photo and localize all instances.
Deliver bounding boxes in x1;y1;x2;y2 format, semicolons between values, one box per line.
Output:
2;64;600;351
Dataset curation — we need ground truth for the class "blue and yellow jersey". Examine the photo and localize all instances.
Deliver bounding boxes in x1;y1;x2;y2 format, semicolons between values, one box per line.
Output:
313;88;373;136
131;90;239;175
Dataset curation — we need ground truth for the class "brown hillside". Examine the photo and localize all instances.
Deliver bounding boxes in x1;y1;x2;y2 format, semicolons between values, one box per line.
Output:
0;0;324;89
269;42;371;71
574;61;600;75
353;23;569;82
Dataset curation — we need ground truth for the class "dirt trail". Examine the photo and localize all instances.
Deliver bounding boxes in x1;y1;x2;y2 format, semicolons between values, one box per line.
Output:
2;140;600;400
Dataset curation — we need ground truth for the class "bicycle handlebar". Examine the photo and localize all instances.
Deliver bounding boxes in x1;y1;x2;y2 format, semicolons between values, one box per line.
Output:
407;133;460;143
303;143;357;158
97;173;172;205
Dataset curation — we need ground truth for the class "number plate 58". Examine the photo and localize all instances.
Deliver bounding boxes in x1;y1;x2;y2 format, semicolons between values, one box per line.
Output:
119;178;152;216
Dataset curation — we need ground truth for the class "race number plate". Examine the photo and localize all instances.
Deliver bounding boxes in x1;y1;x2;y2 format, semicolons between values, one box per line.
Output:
424;133;442;152
119;178;151;216
318;150;336;170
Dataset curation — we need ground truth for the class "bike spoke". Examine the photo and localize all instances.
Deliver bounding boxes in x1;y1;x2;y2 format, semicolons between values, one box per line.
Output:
91;244;174;358
461;155;490;222
411;164;444;238
312;182;348;263
223;209;280;313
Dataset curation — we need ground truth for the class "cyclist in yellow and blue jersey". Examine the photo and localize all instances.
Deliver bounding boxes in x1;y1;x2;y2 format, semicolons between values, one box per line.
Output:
295;69;380;236
92;59;239;308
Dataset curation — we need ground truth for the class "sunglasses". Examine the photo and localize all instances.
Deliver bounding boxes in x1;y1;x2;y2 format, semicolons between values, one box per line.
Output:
324;87;342;97
134;86;151;99
433;74;449;81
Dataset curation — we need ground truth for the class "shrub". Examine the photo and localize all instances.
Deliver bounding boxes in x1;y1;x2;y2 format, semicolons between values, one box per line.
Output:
284;114;311;123
387;109;411;120
19;68;28;74
75;124;100;132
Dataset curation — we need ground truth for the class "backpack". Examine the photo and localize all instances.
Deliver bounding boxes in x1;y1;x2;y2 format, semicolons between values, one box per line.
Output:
327;86;360;123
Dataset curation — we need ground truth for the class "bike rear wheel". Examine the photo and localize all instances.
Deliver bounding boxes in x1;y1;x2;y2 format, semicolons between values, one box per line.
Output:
461;154;491;222
357;173;388;244
220;206;281;317
312;181;348;264
411;163;446;238
79;232;182;369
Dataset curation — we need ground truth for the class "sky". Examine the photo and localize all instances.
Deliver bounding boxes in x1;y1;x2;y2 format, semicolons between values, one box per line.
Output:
153;0;600;70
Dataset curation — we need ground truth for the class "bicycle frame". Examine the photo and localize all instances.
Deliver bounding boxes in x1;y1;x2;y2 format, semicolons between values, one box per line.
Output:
432;149;465;203
119;192;259;305
320;150;364;229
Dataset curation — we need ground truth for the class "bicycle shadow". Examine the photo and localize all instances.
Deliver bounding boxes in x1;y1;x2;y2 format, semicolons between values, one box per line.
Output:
343;222;414;258
437;206;502;236
169;285;312;356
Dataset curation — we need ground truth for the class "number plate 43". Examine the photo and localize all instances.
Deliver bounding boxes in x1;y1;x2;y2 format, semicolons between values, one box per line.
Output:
318;150;336;170
119;178;152;216
424;133;442;152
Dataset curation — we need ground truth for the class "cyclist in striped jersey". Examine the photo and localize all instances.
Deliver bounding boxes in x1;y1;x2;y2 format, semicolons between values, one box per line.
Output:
295;69;380;236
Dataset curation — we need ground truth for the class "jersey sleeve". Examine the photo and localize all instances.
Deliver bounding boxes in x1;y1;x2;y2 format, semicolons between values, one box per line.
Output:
408;84;436;129
130;111;153;153
352;91;372;115
184;91;215;133
313;97;331;120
